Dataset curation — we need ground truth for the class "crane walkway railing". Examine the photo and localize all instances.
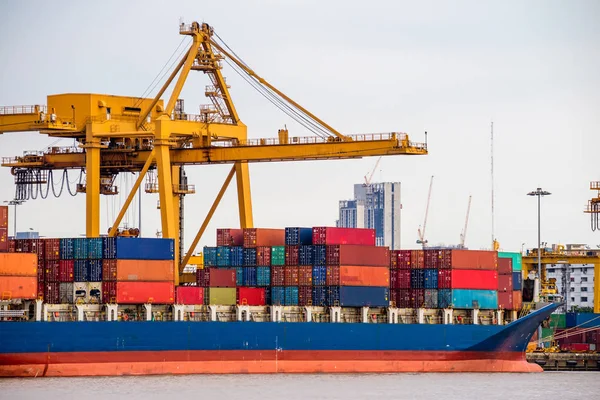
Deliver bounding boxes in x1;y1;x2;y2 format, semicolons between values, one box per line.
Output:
0;105;46;115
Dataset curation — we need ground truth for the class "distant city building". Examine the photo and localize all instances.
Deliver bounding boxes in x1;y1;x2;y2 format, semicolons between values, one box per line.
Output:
15;231;39;239
336;182;401;249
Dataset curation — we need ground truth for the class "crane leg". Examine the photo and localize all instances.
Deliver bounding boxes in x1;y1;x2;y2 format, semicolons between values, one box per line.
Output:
235;161;253;228
85;126;101;237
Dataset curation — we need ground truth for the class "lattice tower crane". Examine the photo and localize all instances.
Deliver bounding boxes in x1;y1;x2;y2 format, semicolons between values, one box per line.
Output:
417;175;434;248
363;156;382;187
459;195;472;249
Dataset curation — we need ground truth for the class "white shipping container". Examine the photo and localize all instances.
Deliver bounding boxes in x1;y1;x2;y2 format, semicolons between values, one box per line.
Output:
59;282;74;304
73;282;87;304
87;282;102;304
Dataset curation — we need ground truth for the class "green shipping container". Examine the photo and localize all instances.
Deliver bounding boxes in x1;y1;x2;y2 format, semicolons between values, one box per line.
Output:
550;313;566;329
541;327;554;346
498;251;522;271
271;246;285;266
208;287;236;305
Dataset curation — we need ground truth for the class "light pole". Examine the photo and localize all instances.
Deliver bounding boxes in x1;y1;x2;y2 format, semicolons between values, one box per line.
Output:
3;199;24;238
527;188;551;303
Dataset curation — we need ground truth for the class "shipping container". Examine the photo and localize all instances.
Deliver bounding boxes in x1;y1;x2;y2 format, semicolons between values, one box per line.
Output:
203;247;217;266
397;269;411;289
256;266;271;286
312;227;376;246
396;289;412;308
424;269;438;289
299;245;314;265
498;274;513;292
285;245;299;265
0;252;37;276
111;237;174;260
452;289;498;309
87;282;102;303
45;260;60;282
102;237;116;259
176;286;204;305
498;291;513;309
312;286;327;306
271;286;285;305
0;229;8;252
438;269;451;289
284;286;299;306
243;248;257;266
102;259;117;281
396;250;411;269
498;258;512;275
566;313;600;329
44;238;60;260
243;228;285;248
196;269;209;287
285;227;313;245
327;286;389;307
116;281;174;304
216;246;231;267
314;245;327;265
8;238;15;253
264;287;271;305
438;289;452;308
60;238;74;260
390;269;398;289
73;282;87;303
87;238;103;259
424;249;439;269
550;313;566;329
438;249;452;269
326;266;390;287
74;260;88;282
411;288;425;308
208;268;236;287
59;260;74;282
28;239;45;262
410;269;424;289
235;267;243;286
88;259;103;282
111;259;173;281
512;290;523;310
256;246;272;266
284;266;299;286
299;286;312;306
216;228;244;247
298;266;313;286
312;265;327;286
37;278;44;300
512;271;522;291
411;250;425;269
0;206;7;229
424;289;438;308
243;267;257;286
229;247;244;267
37;263;44;282
326;244;390;267
271;266;285;286
498;251;522;271
237;287;266;306
390;250;399;269
271;246;285;266
450;269;498;290
389;289;397;306
0;276;37;300
102;281;117;304
73;238;87;260
450;250;498;270
44;282;60;303
59;282;74;304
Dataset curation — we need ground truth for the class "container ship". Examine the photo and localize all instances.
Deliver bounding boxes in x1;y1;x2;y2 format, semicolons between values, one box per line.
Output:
0;210;559;377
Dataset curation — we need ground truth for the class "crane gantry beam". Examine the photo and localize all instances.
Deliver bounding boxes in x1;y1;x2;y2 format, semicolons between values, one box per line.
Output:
0;21;428;284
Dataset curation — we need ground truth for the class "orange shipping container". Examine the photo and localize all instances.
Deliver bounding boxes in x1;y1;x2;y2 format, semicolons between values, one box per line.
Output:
331;266;390;287
512;290;523;310
243;228;285;247
116;281;174;304
115;260;174;281
0;205;7;229
0;253;37;276
451;250;497;270
0;276;37;300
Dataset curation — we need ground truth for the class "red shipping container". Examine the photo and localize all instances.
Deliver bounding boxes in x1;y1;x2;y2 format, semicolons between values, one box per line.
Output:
45;260;60;282
397;250;412;269
450;250;498;270
298;266;313;286
0;205;7;229
396;289;411;308
208;268;236;287
326;245;390;267
102;281;117;303
390;269;398;289
438;269;451;289
390;250;399;268
498;258;512;275
271;266;285;286
312;227;375;246
438;249;452;269
28;239;45;262
216;228;244;246
116;281;174;304
59;260;74;282
498;291;514;309
285;245;299;265
16;239;29;252
389;289;397;306
102;259;117;281
450;269;498;290
37;261;44;282
512;291;523;310
410;250;424;269
498;274;513;292
565;343;590;352
284;266;299;286
237;287;266;306
410;288;425;308
424;249;439;268
44;282;60;304
0;228;8;252
37;278;44;299
9;239;16;253
243;228;285;247
397;269;411;289
299;286;312;306
44;239;61;260
176;286;204;305
256;246;272;266
326;266;339;286
196;269;209;287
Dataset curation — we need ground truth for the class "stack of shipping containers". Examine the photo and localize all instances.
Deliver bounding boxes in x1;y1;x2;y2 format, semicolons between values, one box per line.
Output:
498;252;523;310
0;206;7;252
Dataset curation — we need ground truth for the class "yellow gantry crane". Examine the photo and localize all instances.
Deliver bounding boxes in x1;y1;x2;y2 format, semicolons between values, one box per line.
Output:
585;181;600;231
0;22;427;284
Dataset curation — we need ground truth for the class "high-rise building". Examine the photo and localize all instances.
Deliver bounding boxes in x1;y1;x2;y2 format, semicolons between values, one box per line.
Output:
336;182;401;249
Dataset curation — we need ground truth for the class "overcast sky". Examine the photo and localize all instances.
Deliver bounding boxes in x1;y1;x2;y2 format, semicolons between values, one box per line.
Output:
0;0;598;253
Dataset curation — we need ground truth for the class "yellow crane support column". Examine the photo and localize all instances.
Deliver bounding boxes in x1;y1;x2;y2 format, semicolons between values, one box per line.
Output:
85;124;102;237
172;164;181;274
235;162;253;228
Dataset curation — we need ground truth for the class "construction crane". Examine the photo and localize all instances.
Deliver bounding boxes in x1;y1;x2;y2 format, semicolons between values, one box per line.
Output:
363;156;382;187
417;175;434;248
0;21;428;284
459;195;472;249
585;181;600;231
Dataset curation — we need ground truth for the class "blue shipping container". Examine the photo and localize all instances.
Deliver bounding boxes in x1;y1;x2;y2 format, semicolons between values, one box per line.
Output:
235;267;244;286
264;287;271;305
424;269;438;289
88;259;103;281
566;313;600;329
102;237;116;259
243;267;257;286
74;260;88;282
256;267;271;286
285;227;313;245
60;238;74;260
87;238;103;259
411;270;425;289
243;248;257;266
115;238;174;260
73;238;88;260
512;271;523;291
285;286;299;306
314;245;326;265
438;289;452;308
271;286;285;305
312;266;327;286
203;247;217;266
230;247;244;267
216;246;231;267
312;286;327;306
452;289;498;310
299;245;314;265
328;286;389;307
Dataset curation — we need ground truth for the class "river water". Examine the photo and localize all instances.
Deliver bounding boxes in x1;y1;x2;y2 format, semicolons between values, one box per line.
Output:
1;372;598;399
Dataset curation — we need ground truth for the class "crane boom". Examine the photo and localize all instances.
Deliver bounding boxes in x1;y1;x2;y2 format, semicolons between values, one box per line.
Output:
364;156;382;186
417;175;434;247
460;195;472;248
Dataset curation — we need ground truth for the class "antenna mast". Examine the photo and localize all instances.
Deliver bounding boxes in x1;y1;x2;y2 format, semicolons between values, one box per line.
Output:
491;121;495;249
